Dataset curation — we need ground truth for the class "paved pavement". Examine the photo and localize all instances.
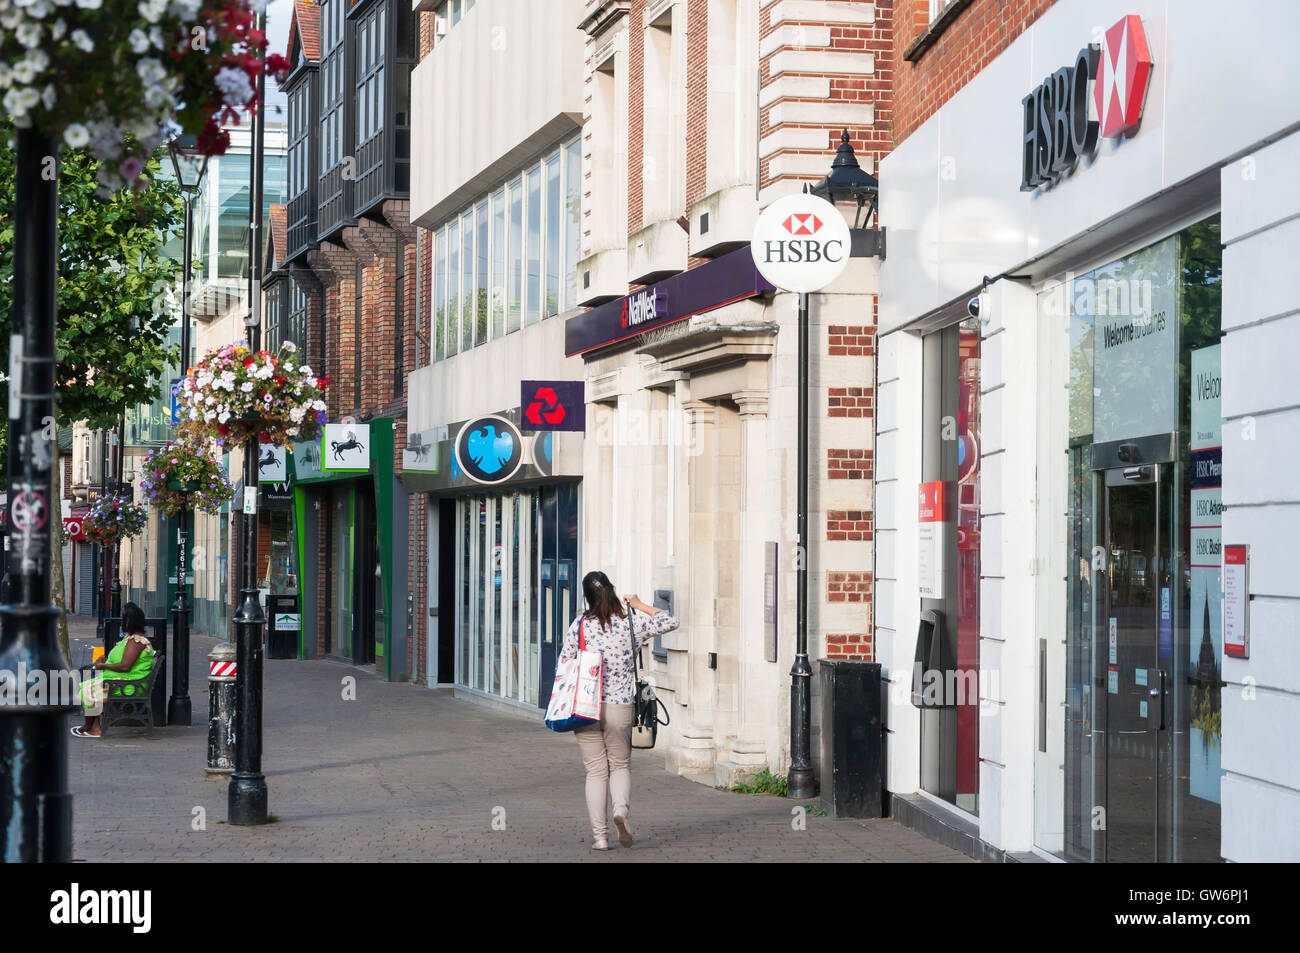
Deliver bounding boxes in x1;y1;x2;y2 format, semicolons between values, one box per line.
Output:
63;616;969;863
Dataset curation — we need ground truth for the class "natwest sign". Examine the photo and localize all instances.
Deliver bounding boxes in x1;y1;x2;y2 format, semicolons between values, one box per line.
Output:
750;193;851;293
621;287;666;329
1020;14;1152;191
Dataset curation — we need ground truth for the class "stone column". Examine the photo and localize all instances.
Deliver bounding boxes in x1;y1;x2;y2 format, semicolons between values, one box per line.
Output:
716;391;772;785
666;398;718;778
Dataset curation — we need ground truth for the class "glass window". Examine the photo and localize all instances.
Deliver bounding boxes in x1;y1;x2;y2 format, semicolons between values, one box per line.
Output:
565;138;581;311
508;178;523;334
446;219;460;357
545;154;560;317
526;166;541;326
476;199;488;346
461;208;474;353
433;228;446;361
491;189;505;339
919;320;981;815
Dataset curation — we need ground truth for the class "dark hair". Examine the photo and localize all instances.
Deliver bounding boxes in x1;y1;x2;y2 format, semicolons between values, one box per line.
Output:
122;602;146;636
582;571;625;630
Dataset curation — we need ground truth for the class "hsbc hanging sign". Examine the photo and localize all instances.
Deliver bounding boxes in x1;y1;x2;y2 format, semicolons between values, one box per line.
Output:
1020;14;1153;191
750;193;851;293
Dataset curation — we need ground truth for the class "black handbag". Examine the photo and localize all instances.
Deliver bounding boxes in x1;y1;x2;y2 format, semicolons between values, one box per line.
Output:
626;602;669;749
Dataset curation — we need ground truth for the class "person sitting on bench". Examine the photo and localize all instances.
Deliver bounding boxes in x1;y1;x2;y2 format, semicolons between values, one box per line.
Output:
72;602;154;739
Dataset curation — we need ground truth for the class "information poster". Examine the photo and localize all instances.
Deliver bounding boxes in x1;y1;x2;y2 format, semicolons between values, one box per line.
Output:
918;481;948;599
1188;345;1222;803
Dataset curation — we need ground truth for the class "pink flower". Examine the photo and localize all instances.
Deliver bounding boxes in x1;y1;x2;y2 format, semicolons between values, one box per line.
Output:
120;157;145;181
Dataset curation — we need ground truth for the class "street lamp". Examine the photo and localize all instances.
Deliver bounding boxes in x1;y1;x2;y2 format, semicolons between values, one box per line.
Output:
229;12;270;825
165;134;208;727
784;131;884;801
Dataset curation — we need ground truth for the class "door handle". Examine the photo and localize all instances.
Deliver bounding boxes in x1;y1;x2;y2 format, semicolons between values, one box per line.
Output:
1148;669;1166;731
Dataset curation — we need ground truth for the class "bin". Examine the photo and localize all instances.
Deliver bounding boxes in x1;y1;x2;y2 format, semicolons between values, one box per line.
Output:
818;659;883;818
265;593;300;659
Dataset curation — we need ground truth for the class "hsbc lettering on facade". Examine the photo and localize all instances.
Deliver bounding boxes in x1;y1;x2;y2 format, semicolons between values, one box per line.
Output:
1021;14;1153;191
750;193;852;294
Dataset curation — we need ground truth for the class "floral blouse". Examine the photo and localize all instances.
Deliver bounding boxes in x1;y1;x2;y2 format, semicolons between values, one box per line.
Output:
558;609;680;705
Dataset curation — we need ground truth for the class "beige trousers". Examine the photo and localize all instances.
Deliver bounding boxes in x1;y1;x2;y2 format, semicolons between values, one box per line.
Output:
573;702;634;840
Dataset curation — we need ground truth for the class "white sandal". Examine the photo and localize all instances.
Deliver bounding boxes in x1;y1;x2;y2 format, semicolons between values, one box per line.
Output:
70;726;99;739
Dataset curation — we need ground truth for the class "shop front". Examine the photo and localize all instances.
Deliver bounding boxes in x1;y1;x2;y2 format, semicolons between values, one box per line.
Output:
401;411;582;710
877;1;1300;861
292;418;410;679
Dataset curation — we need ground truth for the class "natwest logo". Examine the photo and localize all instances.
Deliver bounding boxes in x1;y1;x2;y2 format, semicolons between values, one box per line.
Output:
1020;14;1152;191
620;287;667;329
750;193;851;293
520;380;585;433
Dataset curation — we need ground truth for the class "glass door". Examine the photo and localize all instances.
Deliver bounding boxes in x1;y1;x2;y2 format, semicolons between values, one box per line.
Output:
331;488;354;661
1100;464;1168;862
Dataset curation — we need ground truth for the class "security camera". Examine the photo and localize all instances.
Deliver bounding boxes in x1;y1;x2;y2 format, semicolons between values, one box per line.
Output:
967;295;981;319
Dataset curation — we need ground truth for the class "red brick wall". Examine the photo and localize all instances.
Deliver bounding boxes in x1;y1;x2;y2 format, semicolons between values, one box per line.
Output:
825;632;873;660
627;0;646;236
684;0;707;208
892;0;1058;145
759;0;895;192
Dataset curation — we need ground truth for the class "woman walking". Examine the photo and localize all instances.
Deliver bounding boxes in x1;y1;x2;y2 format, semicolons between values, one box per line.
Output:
558;571;679;850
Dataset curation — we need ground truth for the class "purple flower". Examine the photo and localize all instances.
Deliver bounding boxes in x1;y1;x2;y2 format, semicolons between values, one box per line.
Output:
120;157;145;181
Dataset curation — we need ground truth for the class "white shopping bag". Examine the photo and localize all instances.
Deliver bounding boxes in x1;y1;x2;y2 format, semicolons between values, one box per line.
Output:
544;618;602;731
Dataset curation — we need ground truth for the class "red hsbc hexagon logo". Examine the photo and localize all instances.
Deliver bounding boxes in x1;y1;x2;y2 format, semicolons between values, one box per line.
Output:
782;213;823;236
1094;14;1152;139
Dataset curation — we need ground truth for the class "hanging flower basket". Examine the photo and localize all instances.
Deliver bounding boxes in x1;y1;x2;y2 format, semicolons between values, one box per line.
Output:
83;494;149;545
140;435;233;517
0;2;291;191
176;341;327;449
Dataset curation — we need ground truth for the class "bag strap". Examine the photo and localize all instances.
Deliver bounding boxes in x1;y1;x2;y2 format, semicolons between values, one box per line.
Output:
626;600;639;683
579;615;586;653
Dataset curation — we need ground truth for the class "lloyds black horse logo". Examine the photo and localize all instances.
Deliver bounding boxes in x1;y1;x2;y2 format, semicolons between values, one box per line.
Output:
258;448;278;472
331;430;366;462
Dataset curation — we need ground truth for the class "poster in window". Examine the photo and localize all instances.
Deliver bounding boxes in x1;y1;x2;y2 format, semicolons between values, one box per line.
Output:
1188;344;1222;804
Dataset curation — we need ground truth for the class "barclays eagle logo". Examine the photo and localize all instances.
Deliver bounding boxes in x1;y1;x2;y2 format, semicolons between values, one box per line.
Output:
466;424;515;476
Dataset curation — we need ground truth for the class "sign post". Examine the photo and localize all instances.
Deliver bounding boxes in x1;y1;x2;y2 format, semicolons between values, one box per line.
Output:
750;190;851;802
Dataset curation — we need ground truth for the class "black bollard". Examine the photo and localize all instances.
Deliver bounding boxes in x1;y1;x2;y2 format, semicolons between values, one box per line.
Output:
206;643;237;775
0;128;75;862
228;589;267;823
167;508;192;727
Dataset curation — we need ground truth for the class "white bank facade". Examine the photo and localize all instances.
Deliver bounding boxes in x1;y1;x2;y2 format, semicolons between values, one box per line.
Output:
876;0;1300;861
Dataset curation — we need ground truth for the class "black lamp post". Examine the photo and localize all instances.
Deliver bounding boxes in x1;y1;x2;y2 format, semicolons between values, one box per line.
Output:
229;22;269;824
110;419;124;620
786;131;881;800
166;134;209;728
0;128;74;862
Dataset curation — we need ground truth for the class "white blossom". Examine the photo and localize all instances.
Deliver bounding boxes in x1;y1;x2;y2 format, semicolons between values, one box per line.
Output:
214;66;254;106
63;123;89;147
136;57;166;86
70;28;93;52
137;0;165;21
16;21;42;47
129;28;150;54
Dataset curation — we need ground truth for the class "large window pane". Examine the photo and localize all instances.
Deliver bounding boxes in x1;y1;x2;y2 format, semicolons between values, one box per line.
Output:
526;166;541;326
565;138;581;311
446;219;460;357
491;189;505;339
508;179;522;334
461;208;474;352
434;228;446;361
475;199;488;346
545;153;560;317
